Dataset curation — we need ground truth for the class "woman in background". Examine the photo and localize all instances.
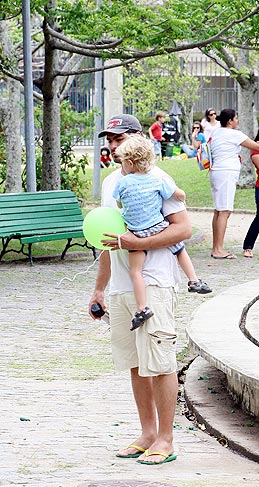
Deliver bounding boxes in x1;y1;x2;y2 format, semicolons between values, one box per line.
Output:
181;121;205;158
243;130;259;258
201;107;220;141
209;109;259;259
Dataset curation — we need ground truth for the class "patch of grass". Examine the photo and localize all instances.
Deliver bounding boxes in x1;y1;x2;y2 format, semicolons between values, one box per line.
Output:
83;160;255;211
159;158;213;208
158;158;255;210
7;351;114;380
1;162;254;262
0;236;93;262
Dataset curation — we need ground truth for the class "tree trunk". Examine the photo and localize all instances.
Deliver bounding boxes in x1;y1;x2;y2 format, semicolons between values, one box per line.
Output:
42;91;61;190
41;17;61;190
0;21;22;193
236;50;258;188
2;79;23;193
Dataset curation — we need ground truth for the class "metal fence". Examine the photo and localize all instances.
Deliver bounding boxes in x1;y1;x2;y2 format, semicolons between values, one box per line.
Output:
184;54;259;115
2;52;258;147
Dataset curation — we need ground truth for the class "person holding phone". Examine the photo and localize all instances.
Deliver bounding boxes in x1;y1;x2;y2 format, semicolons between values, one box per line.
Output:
181;121;206;158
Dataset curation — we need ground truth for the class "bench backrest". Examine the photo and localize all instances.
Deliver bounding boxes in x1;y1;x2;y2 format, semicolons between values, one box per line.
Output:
0;190;83;238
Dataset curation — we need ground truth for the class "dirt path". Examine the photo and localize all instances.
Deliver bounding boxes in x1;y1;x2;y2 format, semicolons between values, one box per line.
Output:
1;209;259;487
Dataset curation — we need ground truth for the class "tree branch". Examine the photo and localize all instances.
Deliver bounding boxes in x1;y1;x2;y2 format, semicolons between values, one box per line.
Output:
54;57;140;78
45;24;124;50
58;54;83;96
46;5;259;60
217;37;259;51
200;48;231;74
0;10;22;21
0;68;24;83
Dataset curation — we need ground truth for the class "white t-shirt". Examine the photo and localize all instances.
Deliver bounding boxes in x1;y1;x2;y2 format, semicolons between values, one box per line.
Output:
101;166;185;295
210;127;248;171
201;119;220;141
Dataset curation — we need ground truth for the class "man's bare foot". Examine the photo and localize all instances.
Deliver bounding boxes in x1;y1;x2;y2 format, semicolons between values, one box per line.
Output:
116;433;156;458
211;252;237;259
137;438;174;464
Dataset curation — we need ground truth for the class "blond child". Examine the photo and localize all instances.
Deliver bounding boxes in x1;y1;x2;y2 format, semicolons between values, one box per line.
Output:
113;136;211;331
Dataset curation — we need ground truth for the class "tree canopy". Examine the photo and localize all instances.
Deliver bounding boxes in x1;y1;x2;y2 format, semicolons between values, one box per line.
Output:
1;0;259;81
1;0;259;191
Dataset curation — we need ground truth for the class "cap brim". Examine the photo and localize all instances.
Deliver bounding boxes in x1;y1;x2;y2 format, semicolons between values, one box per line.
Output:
98;128;128;138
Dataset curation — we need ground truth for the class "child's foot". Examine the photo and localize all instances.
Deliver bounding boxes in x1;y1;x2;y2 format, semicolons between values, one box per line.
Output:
188;279;212;294
131;306;154;331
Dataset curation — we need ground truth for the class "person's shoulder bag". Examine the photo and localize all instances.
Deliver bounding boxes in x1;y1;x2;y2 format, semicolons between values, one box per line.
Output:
196;138;212;171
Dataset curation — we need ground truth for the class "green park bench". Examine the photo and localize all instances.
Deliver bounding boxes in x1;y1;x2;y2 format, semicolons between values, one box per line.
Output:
0;190;96;263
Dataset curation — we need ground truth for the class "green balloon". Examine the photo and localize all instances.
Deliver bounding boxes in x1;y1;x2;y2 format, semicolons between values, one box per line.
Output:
83;207;126;250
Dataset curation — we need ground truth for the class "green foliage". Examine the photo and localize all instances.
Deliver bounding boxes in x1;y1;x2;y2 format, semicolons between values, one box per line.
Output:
122;54;199;130
2;0;259;53
53;0;259;53
1;0;21;19
58;101;95;199
230;66;252;79
0;101;95;197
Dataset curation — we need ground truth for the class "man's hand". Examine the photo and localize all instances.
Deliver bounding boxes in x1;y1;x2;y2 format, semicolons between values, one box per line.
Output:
88;291;106;320
101;209;192;252
101;230;140;251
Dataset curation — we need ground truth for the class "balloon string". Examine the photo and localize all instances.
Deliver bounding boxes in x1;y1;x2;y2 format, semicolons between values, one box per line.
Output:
117;235;122;249
57;250;104;287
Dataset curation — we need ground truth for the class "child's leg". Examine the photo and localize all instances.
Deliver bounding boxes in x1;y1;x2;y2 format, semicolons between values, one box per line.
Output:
128;250;147;311
176;248;212;294
176;248;197;282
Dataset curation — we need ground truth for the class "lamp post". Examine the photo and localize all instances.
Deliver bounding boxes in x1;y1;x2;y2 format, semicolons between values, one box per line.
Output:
22;0;36;192
92;0;103;200
92;58;103;199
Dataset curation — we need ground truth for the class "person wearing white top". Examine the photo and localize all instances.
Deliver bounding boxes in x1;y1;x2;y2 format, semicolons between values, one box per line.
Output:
209;109;259;259
201;107;220;141
88;114;192;465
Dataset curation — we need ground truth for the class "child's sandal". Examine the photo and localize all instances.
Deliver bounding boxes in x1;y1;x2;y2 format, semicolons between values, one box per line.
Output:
188;279;212;294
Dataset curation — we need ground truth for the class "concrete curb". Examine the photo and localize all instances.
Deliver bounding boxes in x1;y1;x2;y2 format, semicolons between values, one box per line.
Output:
184;356;259;463
186;207;255;215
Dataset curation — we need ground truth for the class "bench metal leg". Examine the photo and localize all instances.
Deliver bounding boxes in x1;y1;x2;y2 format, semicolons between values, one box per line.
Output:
61;239;96;260
0;238;33;263
28;243;33;265
61;238;73;259
0;237;11;260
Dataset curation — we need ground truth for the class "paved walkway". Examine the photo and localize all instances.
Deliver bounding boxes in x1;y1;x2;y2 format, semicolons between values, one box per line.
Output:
1;210;259;487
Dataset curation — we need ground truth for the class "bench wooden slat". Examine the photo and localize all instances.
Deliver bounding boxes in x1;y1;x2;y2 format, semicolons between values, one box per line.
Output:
0;204;82;216
0;224;83;237
0;218;83;232
0;190;75;201
0;190;96;263
21;231;84;243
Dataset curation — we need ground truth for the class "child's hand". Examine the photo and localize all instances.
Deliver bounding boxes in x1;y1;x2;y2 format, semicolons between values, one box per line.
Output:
175;188;186;203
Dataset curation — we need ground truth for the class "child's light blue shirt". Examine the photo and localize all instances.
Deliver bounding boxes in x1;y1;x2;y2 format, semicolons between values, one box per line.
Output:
112;172;177;231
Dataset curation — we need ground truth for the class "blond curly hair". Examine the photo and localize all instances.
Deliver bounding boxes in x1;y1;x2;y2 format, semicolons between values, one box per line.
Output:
115;135;155;173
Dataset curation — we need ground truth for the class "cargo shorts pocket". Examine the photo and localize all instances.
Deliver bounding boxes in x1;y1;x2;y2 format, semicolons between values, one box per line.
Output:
148;331;177;374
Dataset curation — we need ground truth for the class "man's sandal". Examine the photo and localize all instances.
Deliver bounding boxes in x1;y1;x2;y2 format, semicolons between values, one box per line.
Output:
243;249;253;258
116;444;145;458
137;449;177;465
